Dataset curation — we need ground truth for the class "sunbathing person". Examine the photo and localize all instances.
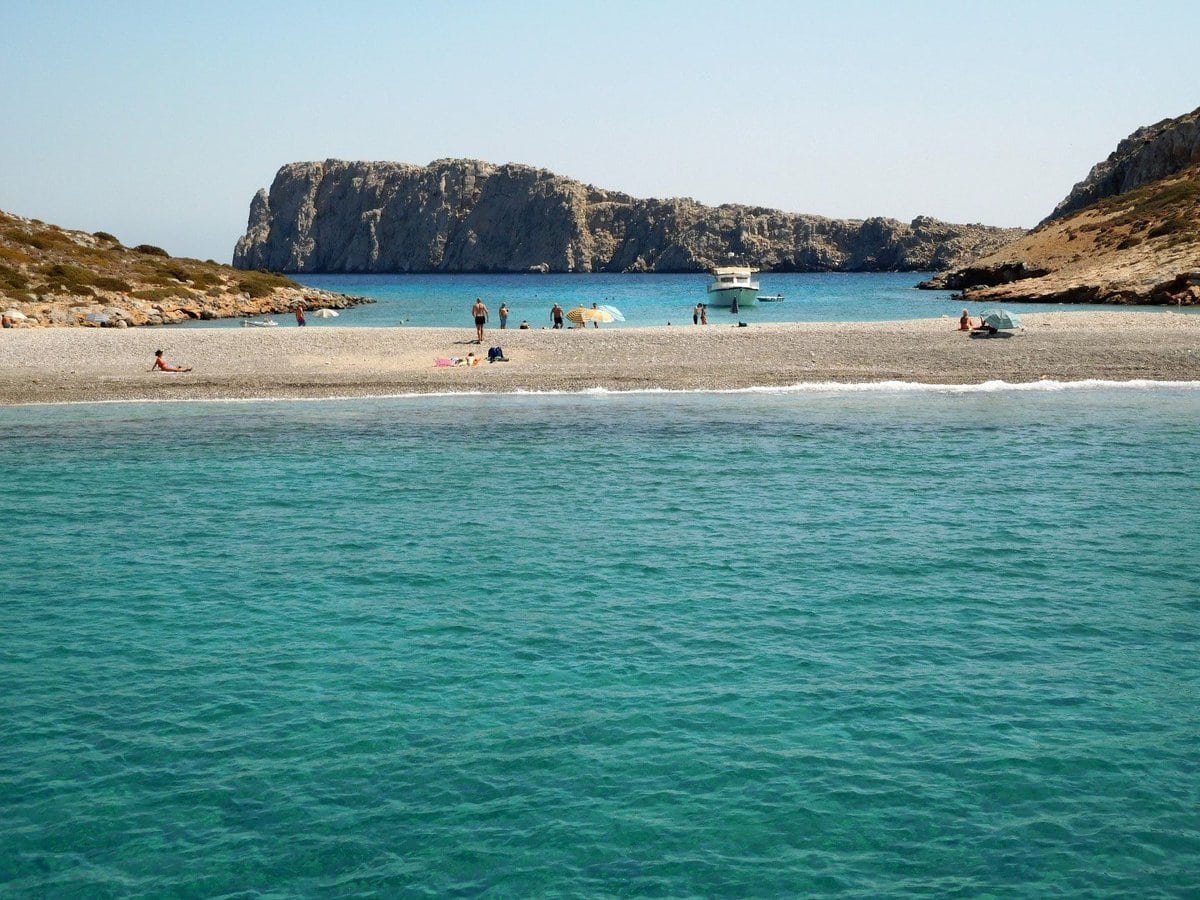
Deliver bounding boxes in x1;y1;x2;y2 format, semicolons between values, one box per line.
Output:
959;309;972;331
150;349;192;372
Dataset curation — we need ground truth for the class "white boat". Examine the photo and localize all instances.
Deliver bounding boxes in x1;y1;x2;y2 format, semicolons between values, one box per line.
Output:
757;294;785;302
706;266;760;307
241;318;279;328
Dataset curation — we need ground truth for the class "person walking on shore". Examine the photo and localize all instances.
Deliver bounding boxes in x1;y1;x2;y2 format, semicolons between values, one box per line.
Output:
472;298;488;343
693;303;701;325
551;303;564;329
295;304;306;326
499;303;509;330
700;304;708;325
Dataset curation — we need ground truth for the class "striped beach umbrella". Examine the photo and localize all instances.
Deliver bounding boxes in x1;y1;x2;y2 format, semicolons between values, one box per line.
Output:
566;306;615;325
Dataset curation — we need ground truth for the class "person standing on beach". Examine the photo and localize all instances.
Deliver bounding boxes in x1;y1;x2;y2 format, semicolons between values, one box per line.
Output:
551;303;564;329
499;303;509;330
472;298;488;343
700;304;708;325
295;304;306;326
590;302;601;328
693;303;701;325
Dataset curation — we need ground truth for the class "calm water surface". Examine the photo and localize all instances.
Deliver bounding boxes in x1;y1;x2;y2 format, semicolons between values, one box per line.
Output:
2;387;1198;896
171;272;1186;329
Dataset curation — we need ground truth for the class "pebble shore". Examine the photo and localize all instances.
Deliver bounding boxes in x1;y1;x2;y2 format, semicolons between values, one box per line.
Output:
1;312;1198;405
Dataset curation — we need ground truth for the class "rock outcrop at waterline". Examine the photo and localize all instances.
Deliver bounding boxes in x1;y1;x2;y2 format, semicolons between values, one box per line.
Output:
0;209;365;327
232;159;1023;275
919;105;1200;307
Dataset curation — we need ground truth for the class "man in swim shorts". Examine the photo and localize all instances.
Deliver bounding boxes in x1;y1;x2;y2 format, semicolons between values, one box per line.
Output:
551;303;564;329
472;298;488;343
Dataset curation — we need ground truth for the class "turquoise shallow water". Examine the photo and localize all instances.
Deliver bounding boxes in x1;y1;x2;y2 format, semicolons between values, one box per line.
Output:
171;272;1184;329
2;387;1199;896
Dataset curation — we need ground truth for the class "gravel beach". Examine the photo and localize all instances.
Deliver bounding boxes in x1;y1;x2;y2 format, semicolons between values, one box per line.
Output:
1;312;1198;405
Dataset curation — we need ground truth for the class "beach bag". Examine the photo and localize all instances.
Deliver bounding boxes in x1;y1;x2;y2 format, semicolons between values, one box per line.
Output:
488;346;505;362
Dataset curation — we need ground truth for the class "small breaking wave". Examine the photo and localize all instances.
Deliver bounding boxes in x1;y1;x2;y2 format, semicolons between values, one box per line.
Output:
9;378;1200;408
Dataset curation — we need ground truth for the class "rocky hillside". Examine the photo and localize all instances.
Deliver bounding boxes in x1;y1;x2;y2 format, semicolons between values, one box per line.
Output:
1045;106;1200;222
920;106;1200;306
0;210;362;327
233;159;1023;275
921;167;1200;305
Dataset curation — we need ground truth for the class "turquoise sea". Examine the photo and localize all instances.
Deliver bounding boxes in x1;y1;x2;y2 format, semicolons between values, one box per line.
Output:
3;386;1199;896
171;273;1180;329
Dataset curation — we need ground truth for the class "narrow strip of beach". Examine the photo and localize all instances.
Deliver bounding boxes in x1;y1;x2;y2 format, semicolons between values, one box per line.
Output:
1;312;1197;405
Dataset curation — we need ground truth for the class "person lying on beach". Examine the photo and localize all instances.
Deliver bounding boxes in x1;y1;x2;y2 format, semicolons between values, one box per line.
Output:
149;350;192;372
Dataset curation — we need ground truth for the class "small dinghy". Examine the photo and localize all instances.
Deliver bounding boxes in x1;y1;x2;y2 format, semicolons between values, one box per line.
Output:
241;318;280;328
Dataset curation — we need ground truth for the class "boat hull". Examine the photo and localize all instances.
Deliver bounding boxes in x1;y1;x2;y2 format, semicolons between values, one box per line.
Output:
705;285;759;307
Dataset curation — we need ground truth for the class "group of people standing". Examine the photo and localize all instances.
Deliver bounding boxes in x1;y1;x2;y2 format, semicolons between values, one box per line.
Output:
692;303;709;325
469;299;590;342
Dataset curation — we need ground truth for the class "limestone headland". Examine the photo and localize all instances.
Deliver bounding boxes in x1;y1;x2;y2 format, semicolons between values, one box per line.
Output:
232;159;1023;275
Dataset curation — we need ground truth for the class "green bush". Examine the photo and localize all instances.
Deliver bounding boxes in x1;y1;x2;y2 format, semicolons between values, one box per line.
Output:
41;263;100;291
93;231;121;244
92;275;132;292
3;228;70;251
0;246;32;263
0;263;29;291
133;244;169;257
131;287;191;302
188;270;222;289
1148;219;1185;239
237;269;295;298
157;264;192;282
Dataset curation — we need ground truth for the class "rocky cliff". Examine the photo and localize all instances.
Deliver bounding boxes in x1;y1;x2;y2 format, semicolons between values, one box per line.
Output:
0;210;363;327
233;159;1023;275
920;106;1200;306
1045;106;1200;222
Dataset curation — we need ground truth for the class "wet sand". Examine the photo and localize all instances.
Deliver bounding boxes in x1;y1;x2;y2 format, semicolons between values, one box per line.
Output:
1;312;1198;405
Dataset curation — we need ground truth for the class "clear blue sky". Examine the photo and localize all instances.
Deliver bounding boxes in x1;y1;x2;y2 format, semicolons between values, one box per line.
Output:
2;0;1195;261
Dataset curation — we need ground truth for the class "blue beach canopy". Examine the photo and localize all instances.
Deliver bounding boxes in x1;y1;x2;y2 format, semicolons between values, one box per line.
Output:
979;308;1020;330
